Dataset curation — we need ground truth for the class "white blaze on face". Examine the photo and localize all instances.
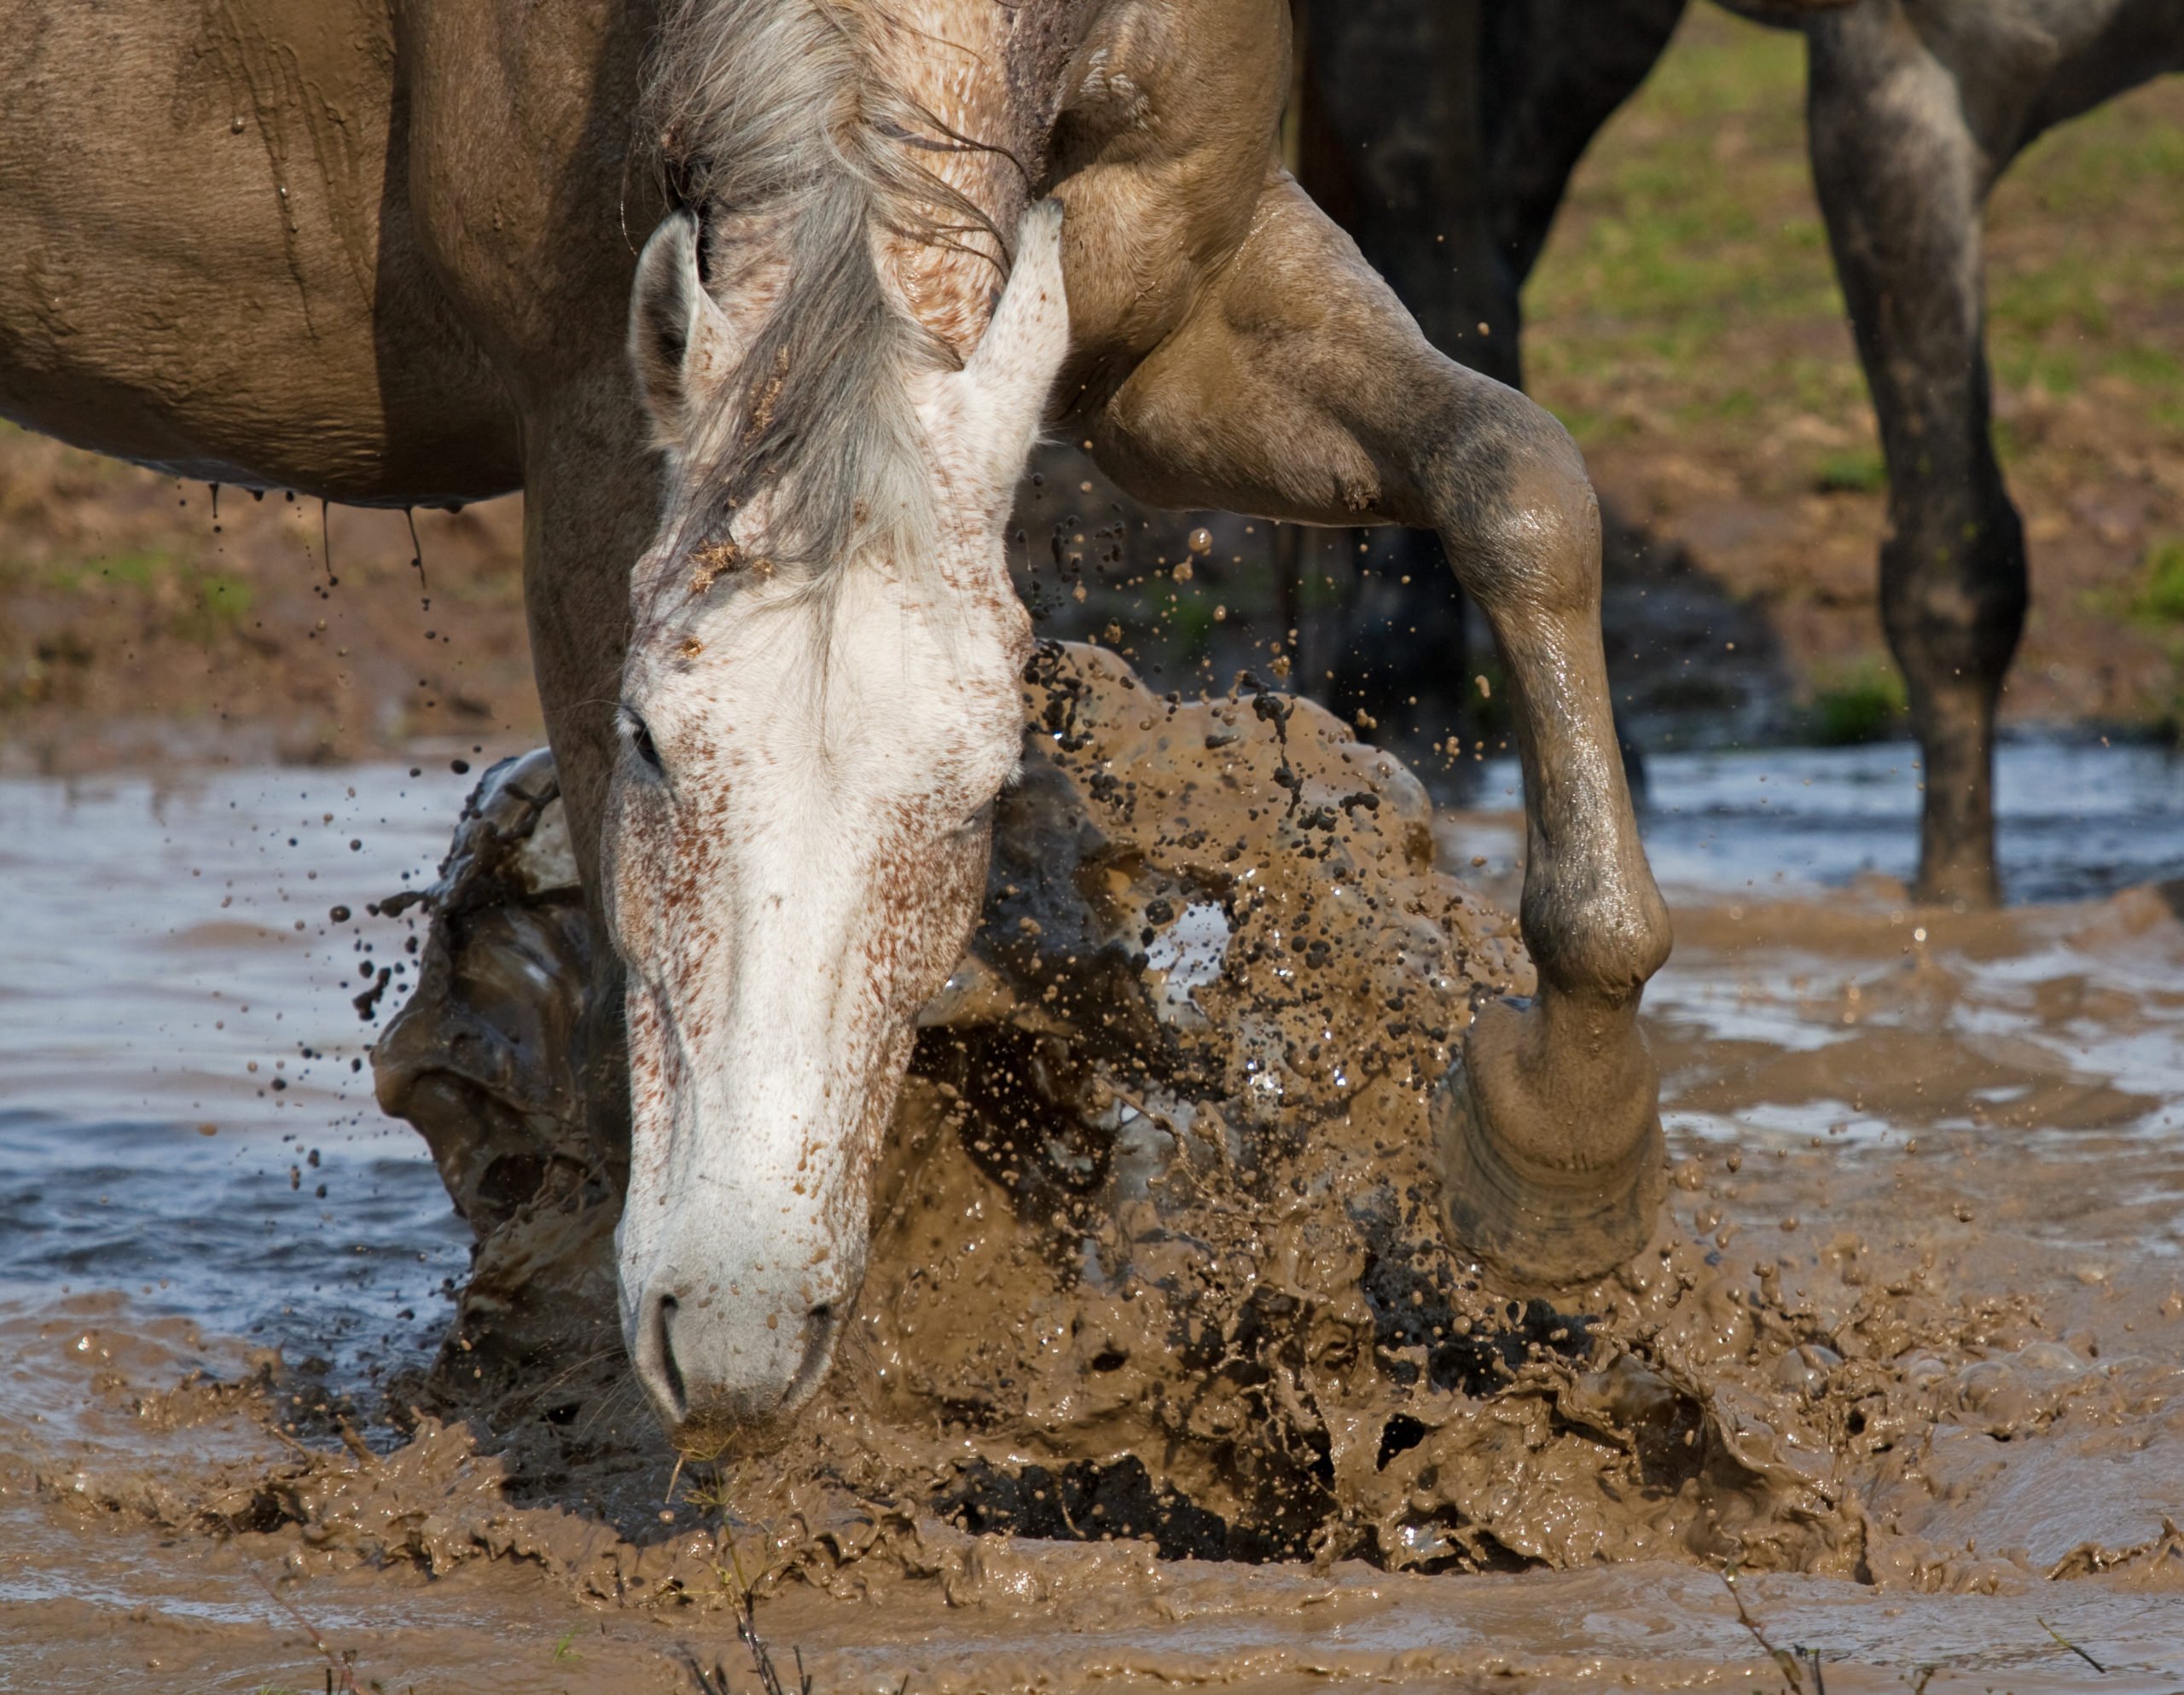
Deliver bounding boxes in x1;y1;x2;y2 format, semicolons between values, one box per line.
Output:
605;201;1068;1440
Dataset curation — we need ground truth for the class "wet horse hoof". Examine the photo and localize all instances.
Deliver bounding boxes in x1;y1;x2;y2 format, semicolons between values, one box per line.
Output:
1432;996;1666;1290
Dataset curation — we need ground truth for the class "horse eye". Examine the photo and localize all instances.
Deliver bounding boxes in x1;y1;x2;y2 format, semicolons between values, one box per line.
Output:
623;708;664;775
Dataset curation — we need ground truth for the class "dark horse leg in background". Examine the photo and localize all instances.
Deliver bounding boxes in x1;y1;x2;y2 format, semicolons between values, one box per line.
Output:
1802;0;2182;907
1292;0;1687;751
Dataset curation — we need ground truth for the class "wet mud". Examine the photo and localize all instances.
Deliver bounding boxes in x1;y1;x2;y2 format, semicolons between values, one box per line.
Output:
5;643;2184;1691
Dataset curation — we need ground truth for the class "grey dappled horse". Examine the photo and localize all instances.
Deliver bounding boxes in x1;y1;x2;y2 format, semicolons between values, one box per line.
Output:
0;0;1667;1439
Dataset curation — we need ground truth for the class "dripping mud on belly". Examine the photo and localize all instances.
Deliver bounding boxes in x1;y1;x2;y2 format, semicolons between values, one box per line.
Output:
4;650;2184;1691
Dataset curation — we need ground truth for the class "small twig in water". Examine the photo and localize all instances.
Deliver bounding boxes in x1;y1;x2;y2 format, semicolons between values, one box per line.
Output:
732;1566;812;1695
253;1570;365;1695
2036;1617;2107;1675
1722;1562;1827;1695
679;1647;733;1695
677;1605;814;1695
684;1538;813;1695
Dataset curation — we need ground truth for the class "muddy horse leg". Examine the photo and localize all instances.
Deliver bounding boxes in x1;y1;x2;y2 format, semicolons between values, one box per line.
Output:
1085;178;1671;1287
1809;15;2025;908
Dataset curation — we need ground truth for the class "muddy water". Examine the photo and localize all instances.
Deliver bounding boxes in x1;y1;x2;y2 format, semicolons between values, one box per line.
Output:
0;763;483;1372
4;729;2184;1692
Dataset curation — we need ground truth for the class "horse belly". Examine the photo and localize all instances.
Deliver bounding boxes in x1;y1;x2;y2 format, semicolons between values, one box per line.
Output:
0;0;520;503
2020;0;2184;132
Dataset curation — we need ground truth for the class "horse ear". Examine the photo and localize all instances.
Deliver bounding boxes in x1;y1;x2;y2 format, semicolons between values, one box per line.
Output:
935;199;1071;514
629;209;744;452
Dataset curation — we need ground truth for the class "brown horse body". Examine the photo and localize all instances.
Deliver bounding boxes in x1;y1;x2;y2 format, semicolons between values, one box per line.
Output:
0;0;1669;1419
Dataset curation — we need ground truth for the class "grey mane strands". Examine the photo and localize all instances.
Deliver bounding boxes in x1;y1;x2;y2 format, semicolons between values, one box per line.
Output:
643;0;996;590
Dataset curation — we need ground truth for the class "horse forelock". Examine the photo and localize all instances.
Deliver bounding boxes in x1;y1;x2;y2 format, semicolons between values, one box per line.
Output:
641;0;1016;609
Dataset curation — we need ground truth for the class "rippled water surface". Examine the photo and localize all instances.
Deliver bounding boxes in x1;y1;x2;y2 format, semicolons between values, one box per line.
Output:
1486;734;2184;903
0;761;480;1374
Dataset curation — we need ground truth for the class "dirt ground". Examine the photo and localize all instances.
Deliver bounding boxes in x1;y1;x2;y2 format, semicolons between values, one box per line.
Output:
0;434;542;775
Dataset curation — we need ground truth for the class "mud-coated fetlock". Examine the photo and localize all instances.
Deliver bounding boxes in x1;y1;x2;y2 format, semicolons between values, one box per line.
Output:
1433;995;1666;1290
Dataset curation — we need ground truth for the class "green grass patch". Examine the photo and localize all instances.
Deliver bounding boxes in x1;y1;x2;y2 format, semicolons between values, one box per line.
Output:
39;547;195;595
1636;13;1806;132
33;546;257;644
1525;8;1841;347
2133;537;2184;625
1806;659;1907;746
2014;106;2184;217
88;549;171;590
2100;344;2184;387
1545;402;1623;444
177;572;254;641
1989;266;2113;341
1815;447;1886;495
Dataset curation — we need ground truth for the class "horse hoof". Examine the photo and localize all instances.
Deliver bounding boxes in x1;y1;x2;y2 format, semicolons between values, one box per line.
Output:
1432;996;1666;1291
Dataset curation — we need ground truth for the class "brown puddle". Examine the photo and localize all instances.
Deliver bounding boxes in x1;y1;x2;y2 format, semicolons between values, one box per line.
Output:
4;644;2184;1692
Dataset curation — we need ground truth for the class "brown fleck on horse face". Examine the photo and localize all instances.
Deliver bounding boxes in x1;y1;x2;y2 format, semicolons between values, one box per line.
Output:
602;202;1066;1445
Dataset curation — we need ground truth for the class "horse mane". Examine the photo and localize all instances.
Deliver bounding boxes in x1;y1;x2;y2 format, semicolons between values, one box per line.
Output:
642;0;1002;589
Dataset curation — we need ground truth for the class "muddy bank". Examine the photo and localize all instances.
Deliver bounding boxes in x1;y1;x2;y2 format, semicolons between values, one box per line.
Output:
5;647;2184;1690
0;421;543;775
11;398;2176;799
0;412;1774;787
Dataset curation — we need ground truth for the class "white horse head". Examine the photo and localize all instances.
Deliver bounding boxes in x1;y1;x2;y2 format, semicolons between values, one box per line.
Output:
604;200;1066;1443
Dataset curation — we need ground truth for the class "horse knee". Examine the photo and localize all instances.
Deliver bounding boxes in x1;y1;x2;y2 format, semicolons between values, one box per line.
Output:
1522;832;1673;1008
1430;389;1600;619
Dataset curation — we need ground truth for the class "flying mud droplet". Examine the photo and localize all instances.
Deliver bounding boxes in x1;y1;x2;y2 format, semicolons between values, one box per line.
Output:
404;507;429;596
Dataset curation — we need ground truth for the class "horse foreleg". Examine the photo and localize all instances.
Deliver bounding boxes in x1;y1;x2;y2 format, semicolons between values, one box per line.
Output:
1809;12;2026;908
1084;177;1671;1287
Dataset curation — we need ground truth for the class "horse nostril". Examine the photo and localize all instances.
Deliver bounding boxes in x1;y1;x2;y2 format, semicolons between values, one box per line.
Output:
809;1301;833;1329
644;1289;688;1423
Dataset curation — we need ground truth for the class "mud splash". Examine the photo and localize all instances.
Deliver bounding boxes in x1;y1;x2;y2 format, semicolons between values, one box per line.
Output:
344;644;2181;1592
7;644;2184;1690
